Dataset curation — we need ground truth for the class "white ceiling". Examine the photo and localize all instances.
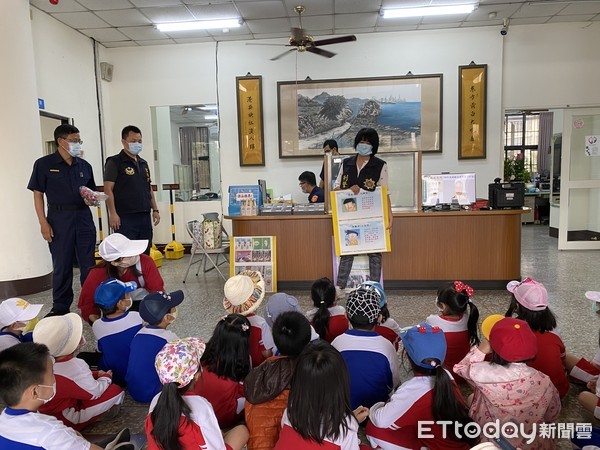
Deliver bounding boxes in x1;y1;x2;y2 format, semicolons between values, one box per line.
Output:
30;0;600;48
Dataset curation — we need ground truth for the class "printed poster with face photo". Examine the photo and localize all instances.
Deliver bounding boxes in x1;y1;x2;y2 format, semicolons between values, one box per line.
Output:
331;187;391;256
230;236;277;292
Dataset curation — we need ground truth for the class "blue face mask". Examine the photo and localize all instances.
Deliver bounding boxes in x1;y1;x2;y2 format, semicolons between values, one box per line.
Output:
67;142;82;157
356;143;372;156
128;142;142;155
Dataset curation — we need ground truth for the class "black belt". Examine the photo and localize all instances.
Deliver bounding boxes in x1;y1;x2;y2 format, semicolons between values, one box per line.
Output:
48;203;86;211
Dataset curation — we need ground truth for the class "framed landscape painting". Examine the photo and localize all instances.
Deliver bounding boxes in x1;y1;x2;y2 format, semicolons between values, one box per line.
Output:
277;74;442;158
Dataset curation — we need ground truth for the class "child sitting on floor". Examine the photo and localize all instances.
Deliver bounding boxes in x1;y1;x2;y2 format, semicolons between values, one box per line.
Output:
92;278;143;386
0;298;42;352
32;313;124;431
425;281;480;381
145;338;249;450
332;286;400;409
125;290;182;403
565;291;600;384
366;323;475;449
361;281;401;350
306;277;349;343
224;271;274;367
273;340;370;450
263;293;319;345
245;311;312;450
193;314;251;428
505;277;569;398
0;342;133;450
454;317;561;450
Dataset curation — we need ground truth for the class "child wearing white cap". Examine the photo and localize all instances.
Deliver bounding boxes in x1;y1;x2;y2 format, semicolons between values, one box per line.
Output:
32;313;125;431
224;271;275;367
0;298;43;352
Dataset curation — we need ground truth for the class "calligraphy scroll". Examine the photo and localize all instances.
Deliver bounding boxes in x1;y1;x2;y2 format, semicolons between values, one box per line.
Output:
236;76;265;166
458;64;487;159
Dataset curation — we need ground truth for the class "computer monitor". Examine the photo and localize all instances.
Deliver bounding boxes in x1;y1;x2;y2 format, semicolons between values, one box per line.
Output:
422;173;476;206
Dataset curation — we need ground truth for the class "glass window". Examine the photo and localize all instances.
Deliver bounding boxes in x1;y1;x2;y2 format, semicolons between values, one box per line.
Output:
150;104;220;202
504;112;540;181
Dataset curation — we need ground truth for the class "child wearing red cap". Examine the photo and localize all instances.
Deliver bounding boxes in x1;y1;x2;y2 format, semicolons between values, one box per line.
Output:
454;318;561;450
505;277;569;398
425;281;480;383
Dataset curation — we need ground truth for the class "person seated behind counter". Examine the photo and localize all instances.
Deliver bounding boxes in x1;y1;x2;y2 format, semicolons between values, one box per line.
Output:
298;171;324;203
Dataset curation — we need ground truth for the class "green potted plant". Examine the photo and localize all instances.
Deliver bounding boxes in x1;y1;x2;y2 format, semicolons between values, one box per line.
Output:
504;155;530;182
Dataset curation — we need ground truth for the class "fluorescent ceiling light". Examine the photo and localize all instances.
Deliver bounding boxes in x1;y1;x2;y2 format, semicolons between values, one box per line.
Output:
204;115;218;120
157;19;241;32
382;4;476;18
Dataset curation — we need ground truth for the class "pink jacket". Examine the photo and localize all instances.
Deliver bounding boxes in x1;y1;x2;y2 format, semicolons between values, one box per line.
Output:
454;347;561;450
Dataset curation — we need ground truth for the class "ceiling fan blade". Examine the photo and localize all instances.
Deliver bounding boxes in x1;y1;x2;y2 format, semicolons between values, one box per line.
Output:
291;27;304;42
306;46;335;58
271;48;297;61
246;43;290;47
312;35;357;46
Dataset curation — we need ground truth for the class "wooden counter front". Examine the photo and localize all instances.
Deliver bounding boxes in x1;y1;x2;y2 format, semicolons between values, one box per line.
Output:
226;209;525;290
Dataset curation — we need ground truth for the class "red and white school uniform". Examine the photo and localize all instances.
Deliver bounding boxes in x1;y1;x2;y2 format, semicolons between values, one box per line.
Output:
193;365;245;428
375;318;402;351
570;349;600;383
145;392;232;450
274;409;370;450
306;305;350;343
78;253;164;322
528;329;569;398
39;356;124;431
425;314;469;381
246;313;275;367
366;373;469;450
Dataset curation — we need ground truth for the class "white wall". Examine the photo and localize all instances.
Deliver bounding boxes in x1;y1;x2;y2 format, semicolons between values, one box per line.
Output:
28;15;600;243
503;22;600;110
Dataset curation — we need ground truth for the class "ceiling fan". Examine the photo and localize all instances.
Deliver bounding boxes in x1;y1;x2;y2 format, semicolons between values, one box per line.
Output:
269;5;357;61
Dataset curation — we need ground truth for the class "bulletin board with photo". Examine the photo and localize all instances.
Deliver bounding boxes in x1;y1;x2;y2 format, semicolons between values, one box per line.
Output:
331;187;391;256
230;236;277;292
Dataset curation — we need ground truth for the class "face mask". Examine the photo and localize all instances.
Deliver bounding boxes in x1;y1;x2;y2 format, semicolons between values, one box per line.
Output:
37;383;56;404
356;143;372;156
123;298;133;312
116;255;140;268
67;142;82;157
128;142;142;155
169;309;178;322
435;297;444;312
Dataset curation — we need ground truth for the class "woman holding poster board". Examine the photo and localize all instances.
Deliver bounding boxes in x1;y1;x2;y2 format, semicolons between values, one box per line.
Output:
333;128;393;298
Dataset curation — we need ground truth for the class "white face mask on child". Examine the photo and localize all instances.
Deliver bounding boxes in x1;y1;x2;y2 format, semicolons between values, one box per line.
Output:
37;383;56;404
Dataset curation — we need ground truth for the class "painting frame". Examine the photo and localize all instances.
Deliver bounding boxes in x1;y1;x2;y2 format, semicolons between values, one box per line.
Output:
277;74;443;158
236;75;265;166
458;64;487;160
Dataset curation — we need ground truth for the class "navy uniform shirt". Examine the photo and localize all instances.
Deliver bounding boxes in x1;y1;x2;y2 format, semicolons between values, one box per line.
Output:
27;152;96;205
308;186;325;203
104;150;152;214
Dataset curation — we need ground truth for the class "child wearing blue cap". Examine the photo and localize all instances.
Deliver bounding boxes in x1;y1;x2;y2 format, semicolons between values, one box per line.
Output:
125;290;182;403
366;323;476;450
92;278;144;386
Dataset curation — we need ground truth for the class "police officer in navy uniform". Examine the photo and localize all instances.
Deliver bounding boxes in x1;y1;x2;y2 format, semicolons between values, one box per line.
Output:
298;171;325;203
28;124;97;316
333;128;393;299
104;125;160;254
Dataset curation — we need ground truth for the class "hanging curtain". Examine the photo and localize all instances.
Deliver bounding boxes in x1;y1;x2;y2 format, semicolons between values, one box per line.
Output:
179;127;210;191
537;112;553;175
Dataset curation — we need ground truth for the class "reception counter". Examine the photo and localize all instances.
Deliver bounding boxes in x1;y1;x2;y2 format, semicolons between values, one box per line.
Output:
226;209;526;290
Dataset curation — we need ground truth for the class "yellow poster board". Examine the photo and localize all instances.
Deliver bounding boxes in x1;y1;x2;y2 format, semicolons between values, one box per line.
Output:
331;187;391;256
230;236;277;292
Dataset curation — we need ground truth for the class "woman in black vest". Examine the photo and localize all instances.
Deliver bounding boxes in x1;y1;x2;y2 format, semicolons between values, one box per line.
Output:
333;128;393;298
